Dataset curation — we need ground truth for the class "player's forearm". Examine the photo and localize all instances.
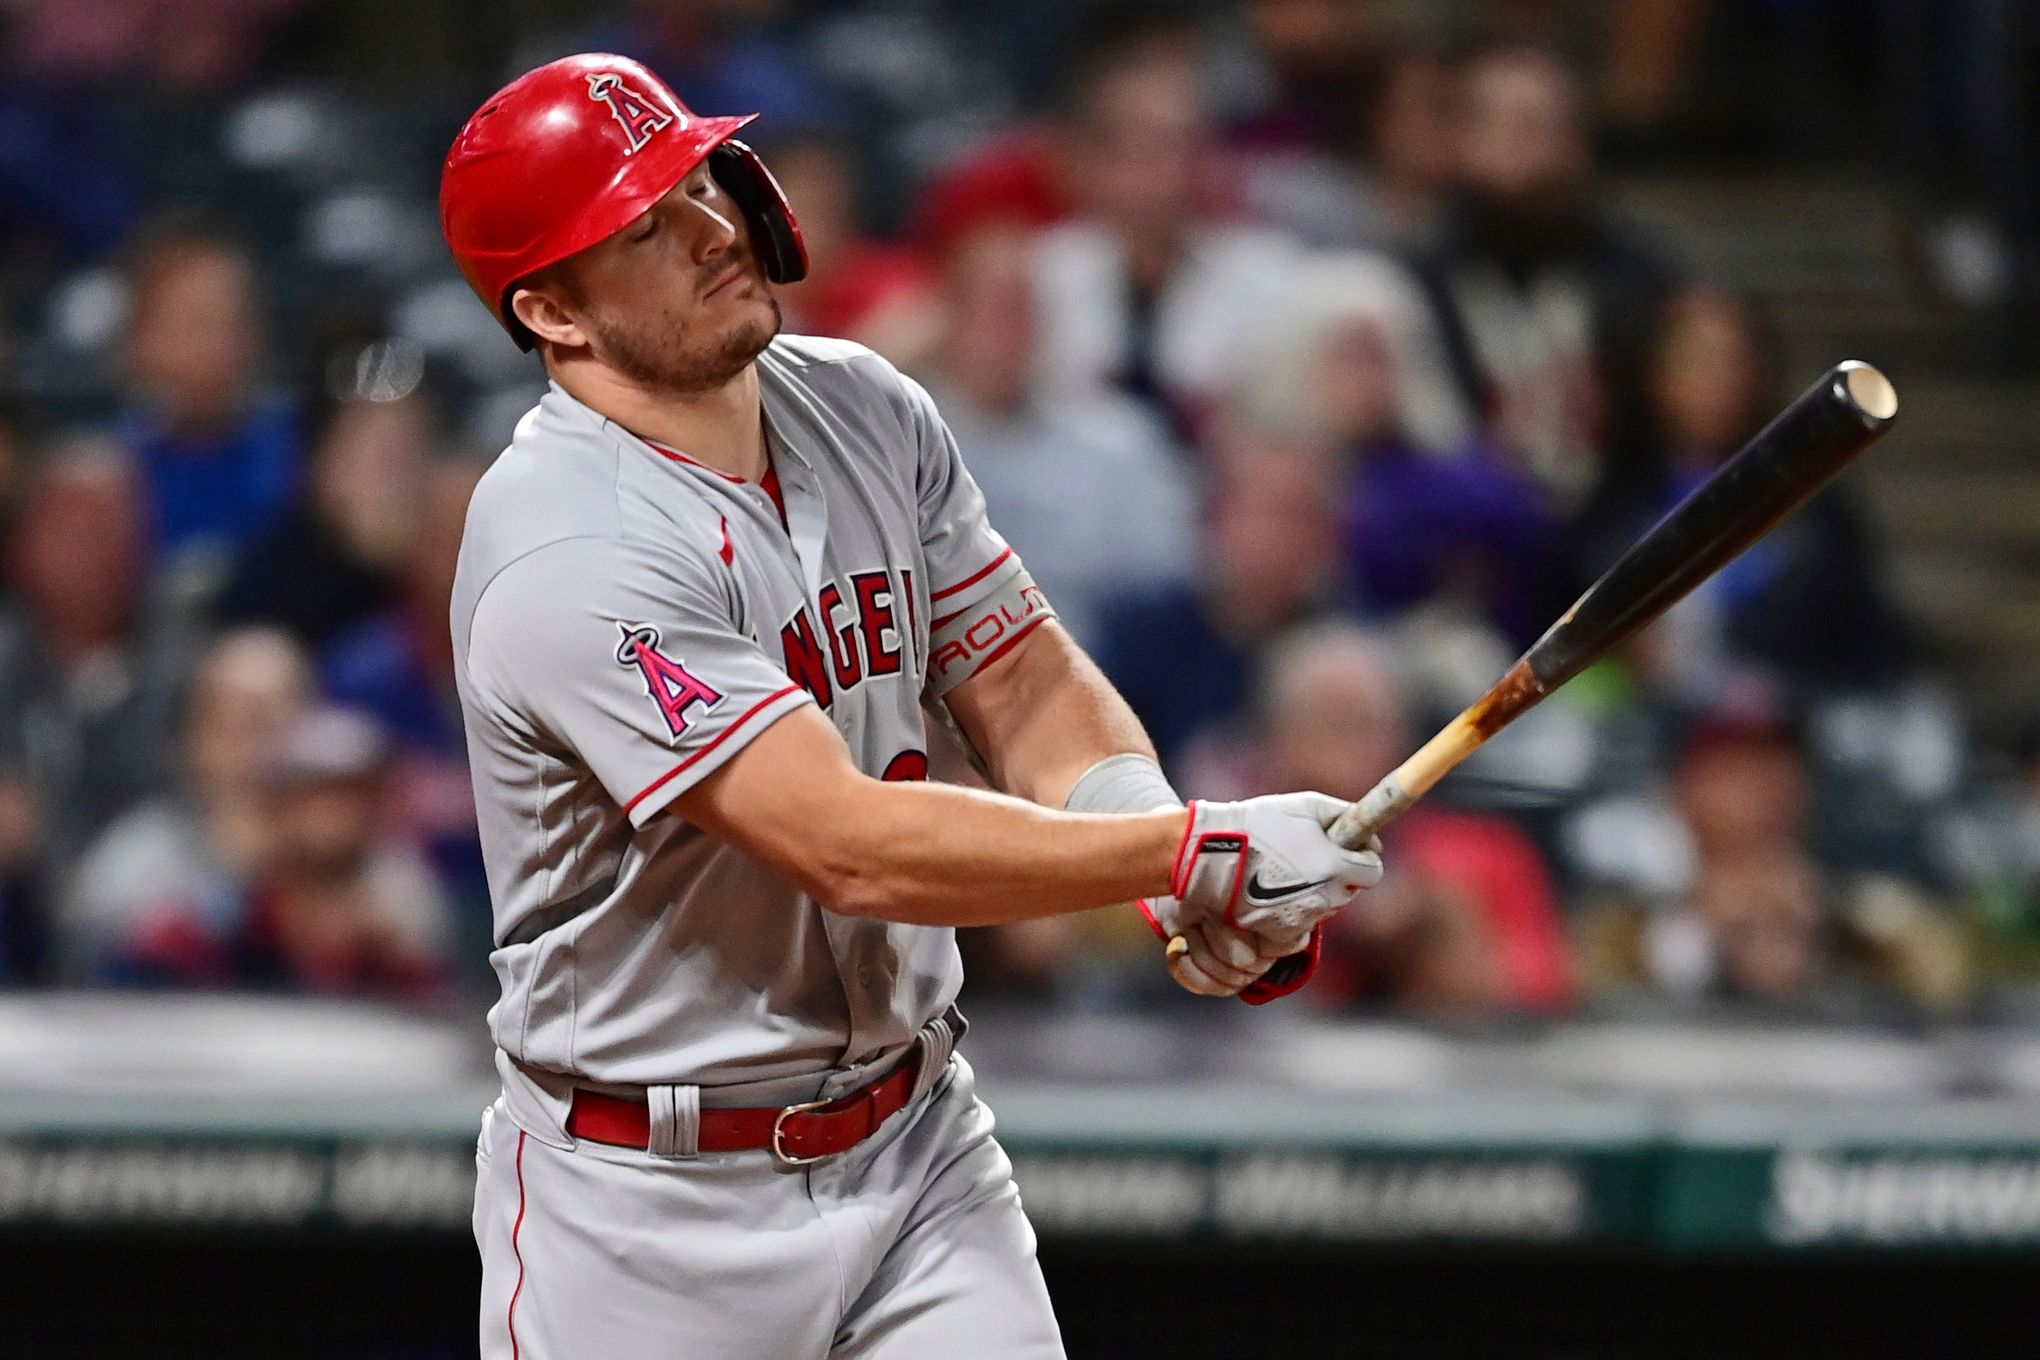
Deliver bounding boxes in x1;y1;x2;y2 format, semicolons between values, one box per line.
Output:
944;620;1159;807
805;778;1186;926
677;705;1184;926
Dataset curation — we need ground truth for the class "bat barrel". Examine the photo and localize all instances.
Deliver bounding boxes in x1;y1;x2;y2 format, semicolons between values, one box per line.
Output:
1838;361;1900;424
1520;360;1898;695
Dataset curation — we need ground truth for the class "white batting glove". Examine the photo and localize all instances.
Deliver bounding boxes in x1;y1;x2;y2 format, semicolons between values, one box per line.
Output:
1173;793;1384;935
1139;898;1313;997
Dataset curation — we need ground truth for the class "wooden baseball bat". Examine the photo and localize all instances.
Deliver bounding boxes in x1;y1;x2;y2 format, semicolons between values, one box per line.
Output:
1168;359;1899;967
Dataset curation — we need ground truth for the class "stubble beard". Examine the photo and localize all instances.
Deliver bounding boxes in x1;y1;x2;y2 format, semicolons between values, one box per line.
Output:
588;284;783;398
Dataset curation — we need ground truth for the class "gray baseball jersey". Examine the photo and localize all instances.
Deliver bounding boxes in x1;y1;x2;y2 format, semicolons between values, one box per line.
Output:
452;335;1051;1100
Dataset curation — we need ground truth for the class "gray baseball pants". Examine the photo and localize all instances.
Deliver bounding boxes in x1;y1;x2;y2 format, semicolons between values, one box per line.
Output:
472;1053;1066;1358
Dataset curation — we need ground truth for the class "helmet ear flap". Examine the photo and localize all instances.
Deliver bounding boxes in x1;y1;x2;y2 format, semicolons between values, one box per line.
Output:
709;140;809;285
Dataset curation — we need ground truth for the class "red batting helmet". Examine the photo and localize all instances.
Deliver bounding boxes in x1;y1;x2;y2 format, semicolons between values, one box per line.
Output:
439;53;808;350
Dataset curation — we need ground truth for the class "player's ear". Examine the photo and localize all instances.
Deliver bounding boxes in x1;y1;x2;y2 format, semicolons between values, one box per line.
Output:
509;281;587;351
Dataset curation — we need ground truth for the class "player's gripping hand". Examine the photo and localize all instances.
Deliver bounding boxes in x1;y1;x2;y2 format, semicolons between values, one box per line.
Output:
1137;899;1307;997
1140;794;1383;1001
1174;794;1383;934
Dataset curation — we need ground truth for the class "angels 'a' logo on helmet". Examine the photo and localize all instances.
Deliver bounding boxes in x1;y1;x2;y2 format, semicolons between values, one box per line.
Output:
616;622;724;741
585;72;675;154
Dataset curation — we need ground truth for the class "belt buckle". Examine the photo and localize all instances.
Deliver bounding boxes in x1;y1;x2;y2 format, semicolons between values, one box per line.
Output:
770;1096;835;1166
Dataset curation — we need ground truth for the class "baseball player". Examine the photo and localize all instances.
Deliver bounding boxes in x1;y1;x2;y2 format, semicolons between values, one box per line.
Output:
440;54;1383;1360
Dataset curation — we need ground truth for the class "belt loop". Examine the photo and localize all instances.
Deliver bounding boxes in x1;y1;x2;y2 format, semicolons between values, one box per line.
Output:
646;1083;701;1160
910;1009;959;1105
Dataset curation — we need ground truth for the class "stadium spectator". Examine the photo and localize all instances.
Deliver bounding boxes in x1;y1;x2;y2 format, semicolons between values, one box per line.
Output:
60;629;311;984
116;213;299;567
7;0;305;89
1573;704;1840;1011
1234;254;1554;645
1228;16;1456;249
0;441;196;884
910;1;1194;260
1226;0;1377;156
1094;436;1342;774
1030;39;1304;439
920;226;1194;649
1576;701;1967;1017
321;460;475;763
1410;43;1675;508
231;707;452;1003
766;135;939;369
214;340;439;650
551;0;838;136
1567;289;1905;693
1596;0;1715;149
1192;622;1574;1020
322;459;488;940
913;126;1072;268
1348;44;1460;247
1337;370;1551;646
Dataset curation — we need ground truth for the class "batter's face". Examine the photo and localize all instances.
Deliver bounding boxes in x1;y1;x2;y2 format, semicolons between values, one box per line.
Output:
518;161;781;395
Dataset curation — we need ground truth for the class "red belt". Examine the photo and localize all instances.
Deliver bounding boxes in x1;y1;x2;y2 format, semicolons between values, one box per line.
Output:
567;1051;923;1165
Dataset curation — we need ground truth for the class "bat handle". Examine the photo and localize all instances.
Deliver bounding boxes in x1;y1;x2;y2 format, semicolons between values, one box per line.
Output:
1326;774;1413;849
1328;708;1488;849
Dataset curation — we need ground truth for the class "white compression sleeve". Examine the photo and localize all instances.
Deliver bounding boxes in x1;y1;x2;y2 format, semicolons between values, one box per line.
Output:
1063;753;1181;815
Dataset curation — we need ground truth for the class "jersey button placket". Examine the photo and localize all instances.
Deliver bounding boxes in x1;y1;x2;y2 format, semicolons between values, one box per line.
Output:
771;442;830;601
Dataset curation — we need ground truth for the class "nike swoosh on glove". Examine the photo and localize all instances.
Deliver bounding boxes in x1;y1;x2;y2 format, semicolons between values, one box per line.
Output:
1173;793;1384;935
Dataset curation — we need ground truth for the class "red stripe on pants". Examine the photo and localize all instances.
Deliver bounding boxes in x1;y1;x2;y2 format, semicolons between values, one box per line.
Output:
508;1130;529;1359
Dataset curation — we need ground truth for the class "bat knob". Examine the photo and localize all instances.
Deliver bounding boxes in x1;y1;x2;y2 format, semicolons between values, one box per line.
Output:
1165;935;1188;961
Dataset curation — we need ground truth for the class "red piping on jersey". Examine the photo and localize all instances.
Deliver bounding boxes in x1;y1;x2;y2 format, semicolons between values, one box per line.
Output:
929;547;1013;603
759;462;789;529
718;516;734;566
645;436;789;532
624;684;805;817
643;437;748;483
508;1129;528;1360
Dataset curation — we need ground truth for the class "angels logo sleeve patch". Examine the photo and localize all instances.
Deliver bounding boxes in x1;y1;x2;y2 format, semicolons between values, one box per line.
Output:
467;536;814;829
615;622;725;739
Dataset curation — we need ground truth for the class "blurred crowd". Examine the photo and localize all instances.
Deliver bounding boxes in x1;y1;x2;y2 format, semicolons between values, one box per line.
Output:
0;0;2037;1029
